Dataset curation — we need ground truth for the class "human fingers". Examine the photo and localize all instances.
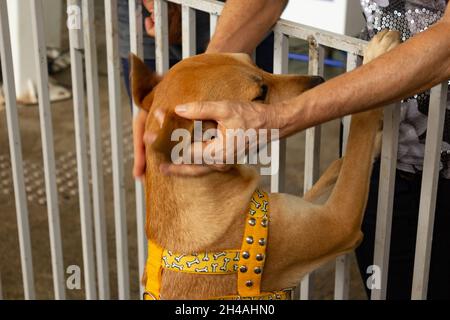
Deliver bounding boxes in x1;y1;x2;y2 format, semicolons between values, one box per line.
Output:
133;110;148;179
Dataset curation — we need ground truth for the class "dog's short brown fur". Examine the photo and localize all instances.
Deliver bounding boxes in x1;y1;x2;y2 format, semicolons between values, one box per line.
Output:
131;30;400;299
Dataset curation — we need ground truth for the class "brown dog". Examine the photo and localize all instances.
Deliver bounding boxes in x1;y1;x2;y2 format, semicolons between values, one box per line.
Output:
130;30;400;299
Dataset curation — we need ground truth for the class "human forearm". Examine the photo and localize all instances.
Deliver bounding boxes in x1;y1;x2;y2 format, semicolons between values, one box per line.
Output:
277;18;450;138
206;0;288;54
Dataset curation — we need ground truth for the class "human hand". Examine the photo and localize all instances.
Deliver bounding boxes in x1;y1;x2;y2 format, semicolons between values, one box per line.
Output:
133;109;148;180
143;100;282;177
142;0;181;44
142;0;155;37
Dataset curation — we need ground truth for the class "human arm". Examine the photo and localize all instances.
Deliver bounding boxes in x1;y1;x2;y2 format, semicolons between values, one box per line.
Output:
206;0;288;54
142;0;181;44
276;7;450;137
160;6;450;176
133;0;287;177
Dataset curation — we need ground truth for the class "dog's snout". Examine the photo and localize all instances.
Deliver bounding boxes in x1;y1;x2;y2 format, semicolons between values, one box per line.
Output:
309;76;325;88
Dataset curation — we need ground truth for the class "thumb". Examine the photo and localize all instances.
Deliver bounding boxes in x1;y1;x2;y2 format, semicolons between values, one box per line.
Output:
175;101;230;121
145;17;155;37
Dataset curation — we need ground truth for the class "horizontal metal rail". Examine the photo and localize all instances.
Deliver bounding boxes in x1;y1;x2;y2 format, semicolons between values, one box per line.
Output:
168;0;367;54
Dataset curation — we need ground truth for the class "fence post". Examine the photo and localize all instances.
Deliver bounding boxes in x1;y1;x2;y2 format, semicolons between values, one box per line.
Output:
182;4;197;58
82;0;110;300
210;14;218;38
154;0;170;74
29;0;65;300
371;102;400;300
411;82;448;299
304;39;324;194
68;0;97;300
271;31;288;193
0;0;35;300
129;0;147;299
300;37;325;300
105;0;130;300
333;53;362;300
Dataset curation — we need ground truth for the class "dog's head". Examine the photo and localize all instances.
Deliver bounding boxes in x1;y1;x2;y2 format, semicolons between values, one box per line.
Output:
130;53;324;160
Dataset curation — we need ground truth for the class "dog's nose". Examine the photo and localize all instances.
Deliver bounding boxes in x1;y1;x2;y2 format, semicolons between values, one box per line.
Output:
309;76;325;88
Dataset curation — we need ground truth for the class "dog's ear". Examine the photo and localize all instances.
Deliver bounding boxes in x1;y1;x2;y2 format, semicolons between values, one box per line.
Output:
129;53;161;112
152;111;194;161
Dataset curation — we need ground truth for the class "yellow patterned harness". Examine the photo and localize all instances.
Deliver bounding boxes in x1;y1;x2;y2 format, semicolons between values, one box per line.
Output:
144;189;292;300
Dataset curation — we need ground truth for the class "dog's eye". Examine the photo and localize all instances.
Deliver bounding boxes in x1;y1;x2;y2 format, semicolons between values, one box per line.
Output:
252;84;268;102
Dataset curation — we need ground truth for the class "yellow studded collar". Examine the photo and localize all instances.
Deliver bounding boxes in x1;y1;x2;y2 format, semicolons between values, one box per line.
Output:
144;189;292;300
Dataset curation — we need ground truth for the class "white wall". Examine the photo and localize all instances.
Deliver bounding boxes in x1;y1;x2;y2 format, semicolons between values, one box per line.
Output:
281;0;365;36
6;0;63;102
7;0;37;102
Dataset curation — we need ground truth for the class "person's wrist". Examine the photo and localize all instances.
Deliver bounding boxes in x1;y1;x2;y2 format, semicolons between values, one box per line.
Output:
264;101;290;138
206;39;227;54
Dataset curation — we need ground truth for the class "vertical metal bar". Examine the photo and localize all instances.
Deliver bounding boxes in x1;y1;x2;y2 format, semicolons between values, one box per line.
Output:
82;0;109;300
333;53;362;300
370;102;400;300
129;0;143;58
0;0;35;300
251;50;256;62
105;0;130;300
411;82;448;300
68;0;97;300
271;31;288;193
341;53;361;152
154;0;169;73
300;39;324;300
300;273;313;300
129;0;147;299
209;13;218;38
342;116;351;153
334;255;351;300
304;40;324;191
68;0;97;299
29;0;65;300
182;4;196;58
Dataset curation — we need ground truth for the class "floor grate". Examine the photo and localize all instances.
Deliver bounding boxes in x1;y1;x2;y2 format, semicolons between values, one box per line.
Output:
0;123;134;206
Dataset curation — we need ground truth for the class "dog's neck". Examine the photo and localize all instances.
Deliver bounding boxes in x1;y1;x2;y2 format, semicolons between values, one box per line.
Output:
145;158;260;253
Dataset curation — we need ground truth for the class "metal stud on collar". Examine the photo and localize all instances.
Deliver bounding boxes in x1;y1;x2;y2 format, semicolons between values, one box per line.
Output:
256;254;264;261
246;236;254;244
239;266;248;273
246;280;253;287
242;251;250;259
258;238;266;246
248;218;256;226
261;219;268;227
254;267;262;274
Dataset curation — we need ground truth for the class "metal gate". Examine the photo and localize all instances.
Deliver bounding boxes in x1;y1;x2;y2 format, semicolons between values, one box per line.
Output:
0;0;448;300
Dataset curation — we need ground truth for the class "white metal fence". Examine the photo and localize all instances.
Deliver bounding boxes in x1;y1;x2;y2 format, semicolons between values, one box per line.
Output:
0;0;448;300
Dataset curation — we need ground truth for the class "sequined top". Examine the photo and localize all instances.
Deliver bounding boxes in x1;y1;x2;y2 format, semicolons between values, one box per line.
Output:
360;0;450;178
